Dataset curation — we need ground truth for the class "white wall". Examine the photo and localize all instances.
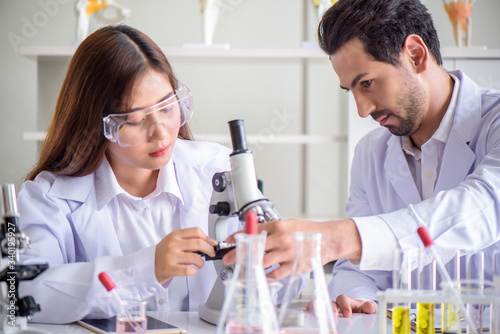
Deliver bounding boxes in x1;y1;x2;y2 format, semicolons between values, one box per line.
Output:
1;0;499;218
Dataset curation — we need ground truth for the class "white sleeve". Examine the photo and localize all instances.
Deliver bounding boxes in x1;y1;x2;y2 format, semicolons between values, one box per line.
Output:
353;216;399;270
20;246;165;324
17;180;165;324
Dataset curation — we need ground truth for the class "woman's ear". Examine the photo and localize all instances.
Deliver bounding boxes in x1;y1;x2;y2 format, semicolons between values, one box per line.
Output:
402;34;428;74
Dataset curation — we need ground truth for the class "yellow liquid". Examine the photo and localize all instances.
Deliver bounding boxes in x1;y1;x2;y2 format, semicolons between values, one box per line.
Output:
392;305;410;334
416;302;435;334
441;302;458;332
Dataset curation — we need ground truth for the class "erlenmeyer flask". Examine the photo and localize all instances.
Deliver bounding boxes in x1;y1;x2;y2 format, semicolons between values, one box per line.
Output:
215;230;279;334
278;232;338;334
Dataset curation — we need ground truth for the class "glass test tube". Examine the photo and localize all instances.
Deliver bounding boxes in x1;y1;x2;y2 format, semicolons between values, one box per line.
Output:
392;248;417;334
440;250;461;334
417;250;436;334
465;251;485;334
491;251;500;334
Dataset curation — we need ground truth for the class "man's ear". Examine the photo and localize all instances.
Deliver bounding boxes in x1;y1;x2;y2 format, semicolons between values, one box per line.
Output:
402;34;428;74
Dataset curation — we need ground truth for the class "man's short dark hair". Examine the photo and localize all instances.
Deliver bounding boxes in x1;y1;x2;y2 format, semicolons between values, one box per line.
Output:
318;0;442;66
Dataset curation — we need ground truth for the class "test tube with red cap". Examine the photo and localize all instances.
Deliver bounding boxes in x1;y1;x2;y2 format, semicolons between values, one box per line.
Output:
410;204;478;334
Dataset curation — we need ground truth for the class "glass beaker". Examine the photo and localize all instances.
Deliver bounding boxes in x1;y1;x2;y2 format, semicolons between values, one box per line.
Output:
116;300;147;334
215;231;279;334
278;232;338;334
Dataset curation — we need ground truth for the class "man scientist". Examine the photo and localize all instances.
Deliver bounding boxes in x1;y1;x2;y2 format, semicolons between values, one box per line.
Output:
224;0;500;317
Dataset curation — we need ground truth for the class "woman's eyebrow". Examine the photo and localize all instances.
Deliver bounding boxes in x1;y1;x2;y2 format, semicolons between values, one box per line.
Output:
128;91;175;113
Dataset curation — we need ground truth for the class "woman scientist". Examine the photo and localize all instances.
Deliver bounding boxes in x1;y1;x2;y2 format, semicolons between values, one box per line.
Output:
17;25;232;323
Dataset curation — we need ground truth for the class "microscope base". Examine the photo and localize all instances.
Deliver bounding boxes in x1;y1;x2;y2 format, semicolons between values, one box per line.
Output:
198;303;220;325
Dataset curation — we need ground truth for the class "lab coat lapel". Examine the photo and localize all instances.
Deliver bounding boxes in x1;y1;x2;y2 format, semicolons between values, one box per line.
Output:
435;71;480;192
50;173;123;260
385;135;422;204
435;131;476;192
70;202;123;260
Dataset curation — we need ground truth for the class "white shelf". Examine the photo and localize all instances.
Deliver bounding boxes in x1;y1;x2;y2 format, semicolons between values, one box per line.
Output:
441;46;500;59
23;131;346;144
19;45;500;60
19;45;329;60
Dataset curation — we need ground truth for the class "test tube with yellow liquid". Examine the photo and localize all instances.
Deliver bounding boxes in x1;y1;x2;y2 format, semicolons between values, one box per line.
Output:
441;301;460;334
441;250;461;334
392;304;411;334
416;251;436;334
393;249;418;334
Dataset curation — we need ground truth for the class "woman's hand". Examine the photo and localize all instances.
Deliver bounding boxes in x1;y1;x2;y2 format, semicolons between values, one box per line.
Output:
154;227;218;284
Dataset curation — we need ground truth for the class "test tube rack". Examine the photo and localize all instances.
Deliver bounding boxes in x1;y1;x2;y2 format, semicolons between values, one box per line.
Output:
376;281;499;334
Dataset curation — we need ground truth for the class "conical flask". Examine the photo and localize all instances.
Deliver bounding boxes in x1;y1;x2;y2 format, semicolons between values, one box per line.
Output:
215;213;279;334
278;232;338;334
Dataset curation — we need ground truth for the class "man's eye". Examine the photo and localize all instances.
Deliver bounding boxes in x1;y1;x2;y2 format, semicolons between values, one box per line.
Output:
361;80;372;88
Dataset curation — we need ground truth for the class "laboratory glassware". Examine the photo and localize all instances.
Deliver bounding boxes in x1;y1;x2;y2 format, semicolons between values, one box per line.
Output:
416;250;436;334
440;250;461;334
215;230;279;334
116;300;147;334
278;232;338;334
465;251;485;334
392;248;417;334
492;251;500;334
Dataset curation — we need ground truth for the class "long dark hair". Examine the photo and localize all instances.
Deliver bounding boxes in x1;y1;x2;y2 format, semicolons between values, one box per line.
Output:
318;0;442;66
27;25;193;181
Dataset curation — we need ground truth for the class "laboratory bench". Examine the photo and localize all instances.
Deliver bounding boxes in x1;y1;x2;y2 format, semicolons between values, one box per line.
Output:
28;312;389;334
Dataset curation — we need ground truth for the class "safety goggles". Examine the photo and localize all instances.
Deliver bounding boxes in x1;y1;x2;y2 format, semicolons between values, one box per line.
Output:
103;83;193;147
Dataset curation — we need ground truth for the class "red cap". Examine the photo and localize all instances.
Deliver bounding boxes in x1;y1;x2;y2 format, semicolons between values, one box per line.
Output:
98;272;116;292
417;226;434;248
245;210;258;235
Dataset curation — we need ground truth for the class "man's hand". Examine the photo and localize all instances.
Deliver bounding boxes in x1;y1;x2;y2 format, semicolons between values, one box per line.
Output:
222;218;362;280
332;294;378;317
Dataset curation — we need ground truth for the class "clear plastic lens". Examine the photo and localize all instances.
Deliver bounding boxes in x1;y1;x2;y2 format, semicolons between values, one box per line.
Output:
116;98;183;146
103;82;193;147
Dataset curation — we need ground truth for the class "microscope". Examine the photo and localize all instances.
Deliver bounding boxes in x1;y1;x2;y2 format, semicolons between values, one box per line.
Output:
0;184;49;334
198;119;281;325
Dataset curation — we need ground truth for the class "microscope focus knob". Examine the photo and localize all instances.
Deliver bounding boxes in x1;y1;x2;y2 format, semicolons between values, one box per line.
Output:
209;201;231;216
220;267;233;281
212;173;227;192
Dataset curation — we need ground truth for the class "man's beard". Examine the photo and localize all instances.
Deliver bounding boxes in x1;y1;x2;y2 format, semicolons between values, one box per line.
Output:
372;71;426;137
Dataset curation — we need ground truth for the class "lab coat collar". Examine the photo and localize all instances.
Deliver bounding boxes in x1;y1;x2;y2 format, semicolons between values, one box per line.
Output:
95;155;184;210
434;70;480;192
158;160;184;205
46;173;94;203
385;135;422;204
95;156;126;209
383;70;481;202
446;70;482;144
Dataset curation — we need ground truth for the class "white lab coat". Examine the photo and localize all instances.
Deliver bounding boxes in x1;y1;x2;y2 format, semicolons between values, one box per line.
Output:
17;139;234;323
329;70;500;301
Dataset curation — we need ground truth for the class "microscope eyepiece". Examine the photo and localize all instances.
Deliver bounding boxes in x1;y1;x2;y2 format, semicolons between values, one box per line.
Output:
228;119;250;155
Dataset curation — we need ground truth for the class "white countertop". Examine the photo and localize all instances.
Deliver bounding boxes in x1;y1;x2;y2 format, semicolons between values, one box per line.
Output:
28;312;388;334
